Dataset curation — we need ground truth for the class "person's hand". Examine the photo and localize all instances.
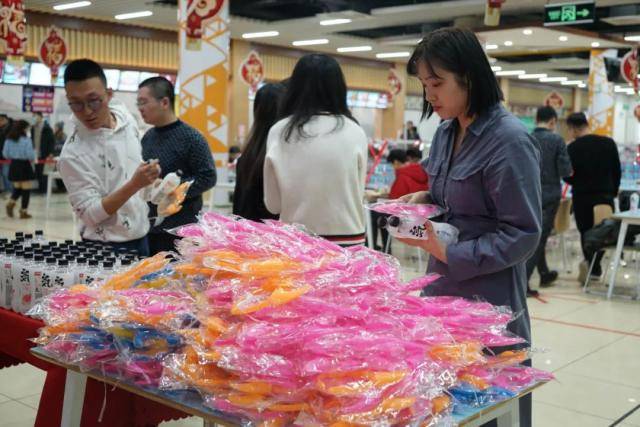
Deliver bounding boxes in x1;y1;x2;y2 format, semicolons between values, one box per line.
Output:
131;161;161;190
396;220;448;263
397;191;430;204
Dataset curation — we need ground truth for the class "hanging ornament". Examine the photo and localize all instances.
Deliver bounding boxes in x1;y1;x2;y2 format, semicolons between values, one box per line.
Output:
388;69;402;100
484;0;506;27
0;0;27;63
185;0;224;51
39;27;67;85
240;50;264;91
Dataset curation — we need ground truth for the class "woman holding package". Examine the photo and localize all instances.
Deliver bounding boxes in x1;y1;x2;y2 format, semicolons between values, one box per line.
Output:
398;28;541;427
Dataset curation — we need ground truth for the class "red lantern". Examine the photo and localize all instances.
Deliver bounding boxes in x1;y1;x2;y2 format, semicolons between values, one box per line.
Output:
39;27;67;85
186;0;224;50
388;69;402;99
240;51;264;90
0;0;26;60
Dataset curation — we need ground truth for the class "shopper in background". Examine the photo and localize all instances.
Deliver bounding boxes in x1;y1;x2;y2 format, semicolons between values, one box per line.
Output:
0;114;13;196
564;112;621;283
53;121;67;156
525;106;572;297
233;82;285;221
264;54;368;246
58;59;160;256
406;146;424;163
3;120;35;218
31;112;55;194
399;27;541;427
138;76;217;255
404;120;420;140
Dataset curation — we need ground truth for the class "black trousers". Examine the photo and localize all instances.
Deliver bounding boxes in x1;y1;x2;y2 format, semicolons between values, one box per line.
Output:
35;163;46;194
10;188;30;209
526;200;560;281
369;211;389;251
148;232;181;256
573;194;614;276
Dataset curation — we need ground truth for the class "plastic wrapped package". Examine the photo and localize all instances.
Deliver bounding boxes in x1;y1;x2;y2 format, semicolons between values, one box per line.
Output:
30;213;553;425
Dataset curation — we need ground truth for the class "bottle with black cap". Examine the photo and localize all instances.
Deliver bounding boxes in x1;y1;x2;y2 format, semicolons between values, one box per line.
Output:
0;246;16;308
75;257;88;284
30;254;46;301
34;230;47;245
14;251;35;312
97;261;115;282
54;259;75;291
41;257;58;297
85;259;100;285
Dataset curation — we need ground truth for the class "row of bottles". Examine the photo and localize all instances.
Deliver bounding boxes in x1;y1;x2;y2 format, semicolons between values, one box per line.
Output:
0;231;139;314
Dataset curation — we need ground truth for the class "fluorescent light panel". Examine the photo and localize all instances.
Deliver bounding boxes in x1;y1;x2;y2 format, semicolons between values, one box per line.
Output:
320;18;351;26
561;80;583;85
115;10;152;20
242;31;279;39
495;70;525;76
376;52;410;58
518;73;547;79
337;46;372;52
292;39;329;46
53;1;91;10
624;35;640;41
491;66;502;72
540;76;568;82
485;44;498;50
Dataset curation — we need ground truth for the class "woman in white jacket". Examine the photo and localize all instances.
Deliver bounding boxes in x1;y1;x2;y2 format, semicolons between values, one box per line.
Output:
263;54;368;246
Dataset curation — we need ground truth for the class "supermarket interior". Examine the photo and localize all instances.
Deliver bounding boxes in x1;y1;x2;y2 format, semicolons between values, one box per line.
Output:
0;1;639;426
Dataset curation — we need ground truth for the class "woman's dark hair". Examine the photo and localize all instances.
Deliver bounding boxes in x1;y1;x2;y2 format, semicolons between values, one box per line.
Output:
280;54;357;142
237;82;286;195
407;27;503;119
7;120;29;141
566;112;589;129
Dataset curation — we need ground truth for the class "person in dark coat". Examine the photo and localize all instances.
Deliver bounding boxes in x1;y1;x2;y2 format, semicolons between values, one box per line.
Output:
31;112;55;194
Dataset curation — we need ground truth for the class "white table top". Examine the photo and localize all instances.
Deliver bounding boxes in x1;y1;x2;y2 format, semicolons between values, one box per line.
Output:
613;210;640;224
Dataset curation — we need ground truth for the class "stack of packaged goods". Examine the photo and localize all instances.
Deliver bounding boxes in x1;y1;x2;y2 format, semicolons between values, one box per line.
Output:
30;213;552;426
0;231;141;314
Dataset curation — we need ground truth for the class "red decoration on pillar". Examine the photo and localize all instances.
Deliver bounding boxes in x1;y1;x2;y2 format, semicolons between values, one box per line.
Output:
0;0;27;61
388;69;402;100
38;27;67;85
240;50;264;90
186;0;224;50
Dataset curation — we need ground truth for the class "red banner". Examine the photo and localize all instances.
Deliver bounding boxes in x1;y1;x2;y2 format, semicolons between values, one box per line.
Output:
186;0;224;50
0;0;26;59
38;27;67;85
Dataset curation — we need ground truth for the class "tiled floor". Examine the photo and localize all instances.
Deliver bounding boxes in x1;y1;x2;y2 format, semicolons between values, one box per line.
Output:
0;193;638;426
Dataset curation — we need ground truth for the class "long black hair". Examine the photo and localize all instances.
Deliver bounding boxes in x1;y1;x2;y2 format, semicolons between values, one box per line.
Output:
237;82;286;198
6;120;29;141
407;27;503;120
280;54;357;142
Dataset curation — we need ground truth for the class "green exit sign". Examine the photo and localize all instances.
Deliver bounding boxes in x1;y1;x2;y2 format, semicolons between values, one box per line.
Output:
544;1;595;26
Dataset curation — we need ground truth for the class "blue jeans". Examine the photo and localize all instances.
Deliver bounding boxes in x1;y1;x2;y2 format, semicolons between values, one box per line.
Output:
0;163;11;193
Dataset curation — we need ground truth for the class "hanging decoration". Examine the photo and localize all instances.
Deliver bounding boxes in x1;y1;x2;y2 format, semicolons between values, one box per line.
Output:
620;47;639;93
38;27;67;85
239;50;264;92
185;0;224;50
0;0;27;62
484;0;506;26
388;69;402;100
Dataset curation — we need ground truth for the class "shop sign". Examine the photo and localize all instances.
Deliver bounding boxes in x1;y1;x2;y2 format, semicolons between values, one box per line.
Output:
544;91;564;109
22;85;54;114
239;50;264;90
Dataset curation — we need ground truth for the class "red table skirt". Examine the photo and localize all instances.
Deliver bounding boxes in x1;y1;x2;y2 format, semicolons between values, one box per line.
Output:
0;308;188;427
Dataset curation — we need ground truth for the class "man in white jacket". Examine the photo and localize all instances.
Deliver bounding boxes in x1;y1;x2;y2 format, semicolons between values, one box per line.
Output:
58;59;160;256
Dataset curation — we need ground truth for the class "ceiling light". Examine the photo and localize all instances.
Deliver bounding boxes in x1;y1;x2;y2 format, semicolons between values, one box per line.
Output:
53;1;91;10
488;57;497;63
559;36;568;42
485;44;498;50
337;46;372;53
523;29;533;35
518;73;547;79
540;76;568;82
292;39;329;46
115;10;152;20
561;80;583;85
495;70;525;76
319;18;351;26
578;83;586;88
624;35;640;42
491;66;502;72
242;31;279;39
376;52;411;59
591;41;600;48
504;40;513;46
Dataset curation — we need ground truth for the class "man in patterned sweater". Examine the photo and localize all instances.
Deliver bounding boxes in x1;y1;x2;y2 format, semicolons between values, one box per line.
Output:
137;76;217;255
